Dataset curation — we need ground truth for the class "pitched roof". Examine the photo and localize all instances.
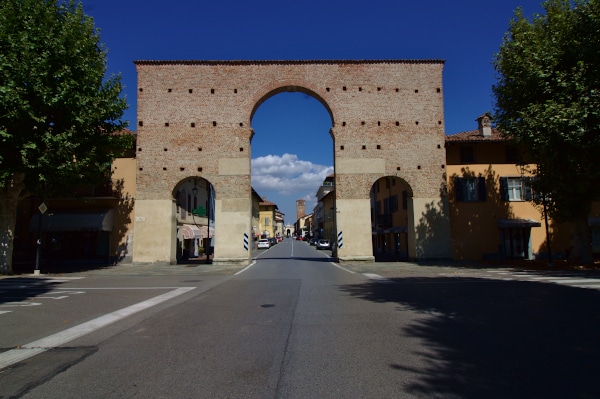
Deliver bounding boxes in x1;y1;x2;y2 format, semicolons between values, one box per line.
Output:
445;128;506;143
259;198;278;208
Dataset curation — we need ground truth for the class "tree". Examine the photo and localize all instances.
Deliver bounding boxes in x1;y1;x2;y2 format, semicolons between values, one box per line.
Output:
493;0;600;264
0;0;130;274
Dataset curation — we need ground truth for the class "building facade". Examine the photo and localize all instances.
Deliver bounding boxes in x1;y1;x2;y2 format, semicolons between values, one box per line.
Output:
446;114;600;262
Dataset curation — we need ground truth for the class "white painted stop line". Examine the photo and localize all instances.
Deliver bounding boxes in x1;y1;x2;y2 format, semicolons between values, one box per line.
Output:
0;287;195;370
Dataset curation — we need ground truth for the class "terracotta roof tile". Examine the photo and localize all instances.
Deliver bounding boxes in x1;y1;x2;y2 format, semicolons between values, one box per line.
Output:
259;199;278;207
445;128;506;143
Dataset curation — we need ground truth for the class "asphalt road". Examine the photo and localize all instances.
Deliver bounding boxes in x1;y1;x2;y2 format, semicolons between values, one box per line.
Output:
1;238;600;398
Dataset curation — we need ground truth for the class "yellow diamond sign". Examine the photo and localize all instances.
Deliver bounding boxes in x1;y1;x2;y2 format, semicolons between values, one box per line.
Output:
38;202;48;215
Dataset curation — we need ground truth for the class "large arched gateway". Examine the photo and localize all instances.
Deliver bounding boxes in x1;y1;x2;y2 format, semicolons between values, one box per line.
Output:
132;60;451;265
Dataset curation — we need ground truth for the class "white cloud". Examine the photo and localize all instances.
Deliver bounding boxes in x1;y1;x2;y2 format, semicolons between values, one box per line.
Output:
251;153;333;196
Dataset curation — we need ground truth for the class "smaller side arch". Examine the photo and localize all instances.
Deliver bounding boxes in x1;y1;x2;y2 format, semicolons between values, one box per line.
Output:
370;176;413;262
172;177;216;263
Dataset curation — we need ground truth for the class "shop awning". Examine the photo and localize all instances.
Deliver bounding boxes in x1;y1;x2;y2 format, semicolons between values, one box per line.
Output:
29;210;114;232
497;218;541;228
200;226;215;238
180;224;202;240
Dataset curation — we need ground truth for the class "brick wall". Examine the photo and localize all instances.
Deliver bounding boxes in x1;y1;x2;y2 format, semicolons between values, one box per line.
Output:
135;60;446;200
134;60;449;263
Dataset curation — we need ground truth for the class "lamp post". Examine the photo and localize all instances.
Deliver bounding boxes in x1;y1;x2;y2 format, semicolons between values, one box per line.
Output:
34;200;47;275
516;161;552;267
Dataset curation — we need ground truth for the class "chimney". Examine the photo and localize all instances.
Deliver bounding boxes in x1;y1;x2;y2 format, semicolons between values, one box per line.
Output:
477;114;492;137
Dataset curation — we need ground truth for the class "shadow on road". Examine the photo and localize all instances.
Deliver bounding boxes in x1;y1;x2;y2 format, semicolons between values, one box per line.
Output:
338;276;600;398
0;278;62;305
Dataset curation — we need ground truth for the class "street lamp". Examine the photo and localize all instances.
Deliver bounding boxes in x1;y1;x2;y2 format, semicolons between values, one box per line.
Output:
34;199;47;275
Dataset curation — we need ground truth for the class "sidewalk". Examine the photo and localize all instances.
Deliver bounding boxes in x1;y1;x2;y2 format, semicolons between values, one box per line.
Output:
4;256;597;279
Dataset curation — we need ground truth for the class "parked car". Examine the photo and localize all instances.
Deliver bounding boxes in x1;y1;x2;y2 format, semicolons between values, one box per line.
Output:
268;237;277;246
296;235;303;241
257;239;270;249
276;236;282;243
316;239;331;250
309;238;318;246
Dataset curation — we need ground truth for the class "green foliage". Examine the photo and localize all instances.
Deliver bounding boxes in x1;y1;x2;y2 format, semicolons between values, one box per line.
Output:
493;0;600;223
0;0;128;196
192;206;207;217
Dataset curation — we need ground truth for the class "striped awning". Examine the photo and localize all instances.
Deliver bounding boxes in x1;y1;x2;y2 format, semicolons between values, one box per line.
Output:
200;226;215;238
180;224;202;240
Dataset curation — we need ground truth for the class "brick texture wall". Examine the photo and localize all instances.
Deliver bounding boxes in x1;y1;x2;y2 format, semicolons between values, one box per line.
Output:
134;60;446;201
134;60;449;262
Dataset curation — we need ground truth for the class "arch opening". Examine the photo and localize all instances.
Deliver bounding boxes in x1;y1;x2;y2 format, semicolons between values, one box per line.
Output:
370;176;414;262
172;177;216;264
250;89;334;240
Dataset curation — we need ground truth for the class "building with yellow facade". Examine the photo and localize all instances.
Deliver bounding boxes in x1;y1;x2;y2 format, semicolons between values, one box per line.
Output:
446;114;600;262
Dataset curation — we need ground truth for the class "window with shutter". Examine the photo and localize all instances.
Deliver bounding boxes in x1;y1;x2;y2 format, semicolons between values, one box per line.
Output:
455;177;486;202
501;177;533;201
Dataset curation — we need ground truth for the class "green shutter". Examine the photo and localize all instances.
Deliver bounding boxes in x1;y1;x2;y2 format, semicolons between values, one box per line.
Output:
454;177;464;201
500;177;509;201
524;177;533;201
477;177;487;201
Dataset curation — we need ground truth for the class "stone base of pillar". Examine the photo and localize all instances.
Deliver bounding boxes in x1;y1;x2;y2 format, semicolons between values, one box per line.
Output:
337;256;375;264
212;257;251;266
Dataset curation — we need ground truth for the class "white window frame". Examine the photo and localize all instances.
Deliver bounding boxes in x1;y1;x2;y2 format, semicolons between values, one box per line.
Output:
507;177;524;201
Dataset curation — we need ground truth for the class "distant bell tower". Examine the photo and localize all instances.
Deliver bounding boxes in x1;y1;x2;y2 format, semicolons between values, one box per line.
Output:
296;199;306;220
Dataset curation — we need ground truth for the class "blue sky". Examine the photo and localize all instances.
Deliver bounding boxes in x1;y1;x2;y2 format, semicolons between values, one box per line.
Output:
81;0;545;223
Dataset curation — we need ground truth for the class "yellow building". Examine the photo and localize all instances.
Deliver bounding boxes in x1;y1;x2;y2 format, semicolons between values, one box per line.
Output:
258;197;279;239
446;114;600;262
14;131;137;271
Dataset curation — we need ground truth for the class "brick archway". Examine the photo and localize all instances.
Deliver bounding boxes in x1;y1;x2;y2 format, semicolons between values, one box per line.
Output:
132;60;451;265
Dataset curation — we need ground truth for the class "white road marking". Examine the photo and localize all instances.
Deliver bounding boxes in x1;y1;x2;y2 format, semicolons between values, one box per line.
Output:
330;263;355;274
35;296;68;300
0;311;12;315
0;302;42;307
521;276;562;280
0;287;195;370
234;261;256;275
363;273;394;283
